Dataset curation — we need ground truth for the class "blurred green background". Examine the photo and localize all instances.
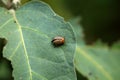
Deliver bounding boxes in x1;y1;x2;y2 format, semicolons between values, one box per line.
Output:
42;0;120;44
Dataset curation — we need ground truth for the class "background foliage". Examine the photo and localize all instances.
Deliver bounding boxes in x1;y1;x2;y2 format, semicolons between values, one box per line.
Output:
43;0;120;44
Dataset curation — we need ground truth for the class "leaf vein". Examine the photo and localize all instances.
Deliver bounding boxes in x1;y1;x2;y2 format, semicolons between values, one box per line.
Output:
22;26;49;39
9;41;22;60
77;47;113;80
30;56;61;64
0;18;13;30
32;70;48;80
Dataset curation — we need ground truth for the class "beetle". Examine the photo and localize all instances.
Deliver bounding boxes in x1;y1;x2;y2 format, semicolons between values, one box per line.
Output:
51;36;65;47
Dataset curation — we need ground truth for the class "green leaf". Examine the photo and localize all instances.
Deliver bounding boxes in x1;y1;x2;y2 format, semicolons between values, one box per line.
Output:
74;45;120;80
0;1;77;80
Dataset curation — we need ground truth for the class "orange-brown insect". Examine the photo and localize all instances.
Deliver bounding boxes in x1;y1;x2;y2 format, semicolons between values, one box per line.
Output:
52;36;65;47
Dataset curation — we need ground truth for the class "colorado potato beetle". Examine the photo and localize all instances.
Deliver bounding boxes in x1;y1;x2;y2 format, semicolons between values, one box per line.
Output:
52;36;65;47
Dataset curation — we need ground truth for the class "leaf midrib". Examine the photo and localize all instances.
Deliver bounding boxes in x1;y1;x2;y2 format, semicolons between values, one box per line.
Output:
12;10;32;80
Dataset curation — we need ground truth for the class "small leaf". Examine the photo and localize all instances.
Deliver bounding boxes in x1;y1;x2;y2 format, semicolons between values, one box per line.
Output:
0;1;77;80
